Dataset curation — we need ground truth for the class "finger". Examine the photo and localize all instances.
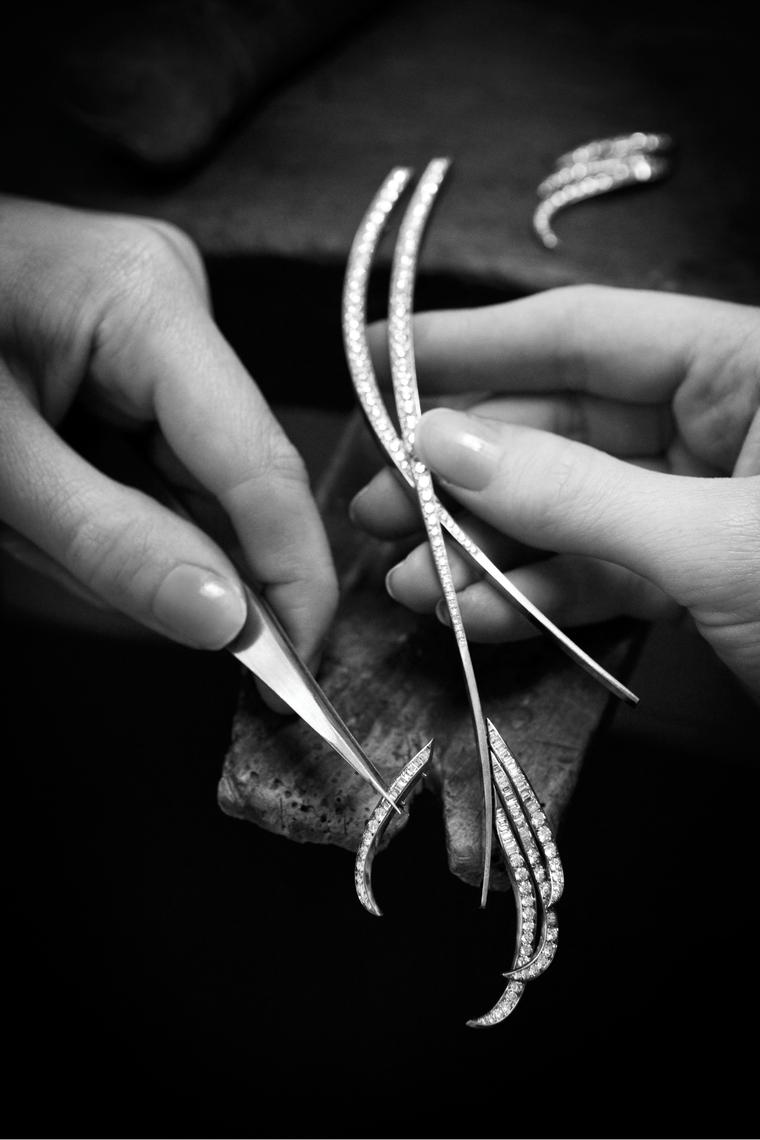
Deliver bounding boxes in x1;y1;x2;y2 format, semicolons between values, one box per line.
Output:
384;517;538;613
414;407;760;613
149;433;241;555
368;285;759;403
348;464;481;540
385;533;484;614
350;443;673;548
95;296;338;661
348;461;542;569
0;527;108;611
435;554;677;642
348;466;421;538
472;401;720;476
0;379;248;650
470;393;673;459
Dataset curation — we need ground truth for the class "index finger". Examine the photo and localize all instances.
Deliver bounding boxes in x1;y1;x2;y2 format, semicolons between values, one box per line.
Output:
102;301;338;662
368;284;760;404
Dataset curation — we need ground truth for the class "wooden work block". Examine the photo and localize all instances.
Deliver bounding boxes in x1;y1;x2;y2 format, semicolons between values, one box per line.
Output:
219;413;636;888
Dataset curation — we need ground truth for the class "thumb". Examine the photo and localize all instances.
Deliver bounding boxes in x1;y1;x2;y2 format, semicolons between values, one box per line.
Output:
414;408;758;613
0;391;247;649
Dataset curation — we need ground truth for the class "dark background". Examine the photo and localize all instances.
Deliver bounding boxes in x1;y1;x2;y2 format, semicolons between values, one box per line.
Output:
5;616;759;1137
3;1;760;1136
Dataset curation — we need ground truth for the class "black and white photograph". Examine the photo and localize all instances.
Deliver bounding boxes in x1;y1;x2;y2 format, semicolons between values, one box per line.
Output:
2;1;758;1136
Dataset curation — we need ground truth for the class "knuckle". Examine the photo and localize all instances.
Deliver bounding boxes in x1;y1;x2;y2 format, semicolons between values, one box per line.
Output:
548;446;583;521
96;218;204;317
676;309;760;470
520;434;599;542
142;218;199;261
221;430;311;512
0;207;203;347
236;438;309;497
63;505;152;605
83;218;211;369
143;220;208;297
268;436;311;487
249;430;311;493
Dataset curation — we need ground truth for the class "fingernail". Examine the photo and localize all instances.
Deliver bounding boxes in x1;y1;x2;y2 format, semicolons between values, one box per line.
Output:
347;486;368;525
385;565;401;600
435;598;451;627
153;565;246;649
415;408;501;490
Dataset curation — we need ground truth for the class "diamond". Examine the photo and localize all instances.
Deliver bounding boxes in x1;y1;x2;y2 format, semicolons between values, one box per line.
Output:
343;164;568;1025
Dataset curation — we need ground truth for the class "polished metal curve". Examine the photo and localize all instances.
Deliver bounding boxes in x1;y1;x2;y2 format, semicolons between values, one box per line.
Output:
342;170;638;705
343;160;568;1024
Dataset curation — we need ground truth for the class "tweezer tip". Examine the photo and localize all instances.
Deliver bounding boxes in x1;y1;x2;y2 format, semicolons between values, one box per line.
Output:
375;783;402;814
617;683;639;706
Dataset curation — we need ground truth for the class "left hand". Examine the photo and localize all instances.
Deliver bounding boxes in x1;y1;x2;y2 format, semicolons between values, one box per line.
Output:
349;285;760;700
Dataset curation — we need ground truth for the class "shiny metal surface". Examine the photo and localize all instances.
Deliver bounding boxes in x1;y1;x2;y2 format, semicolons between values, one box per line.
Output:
230;584;398;810
342;165;638;706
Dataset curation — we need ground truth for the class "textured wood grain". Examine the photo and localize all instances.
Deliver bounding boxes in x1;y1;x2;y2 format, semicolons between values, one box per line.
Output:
218;413;635;887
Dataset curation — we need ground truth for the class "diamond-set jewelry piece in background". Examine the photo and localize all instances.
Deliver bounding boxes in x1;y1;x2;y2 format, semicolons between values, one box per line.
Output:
533;130;674;249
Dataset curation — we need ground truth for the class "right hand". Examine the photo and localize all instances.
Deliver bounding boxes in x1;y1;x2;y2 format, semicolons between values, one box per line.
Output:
0;195;338;663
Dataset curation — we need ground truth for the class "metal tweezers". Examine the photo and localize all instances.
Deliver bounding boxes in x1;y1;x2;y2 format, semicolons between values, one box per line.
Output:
156;477;406;815
230;583;402;813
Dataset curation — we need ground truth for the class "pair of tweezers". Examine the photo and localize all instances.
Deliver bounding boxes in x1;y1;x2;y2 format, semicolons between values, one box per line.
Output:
230;582;404;812
158;482;416;814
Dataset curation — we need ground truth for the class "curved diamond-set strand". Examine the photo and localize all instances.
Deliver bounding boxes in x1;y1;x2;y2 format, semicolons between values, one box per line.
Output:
386;157;495;905
532;130;674;249
342;171;638;704
343;159;565;1024
354;741;434;917
343;158;626;1024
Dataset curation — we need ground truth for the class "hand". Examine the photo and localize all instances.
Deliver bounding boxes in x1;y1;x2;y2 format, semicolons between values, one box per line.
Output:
350;285;760;700
0;196;337;661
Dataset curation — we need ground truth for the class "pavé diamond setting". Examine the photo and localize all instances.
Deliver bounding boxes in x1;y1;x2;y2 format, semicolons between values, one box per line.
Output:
342;159;577;1025
354;741;434;917
533;130;674;249
343;174;637;703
